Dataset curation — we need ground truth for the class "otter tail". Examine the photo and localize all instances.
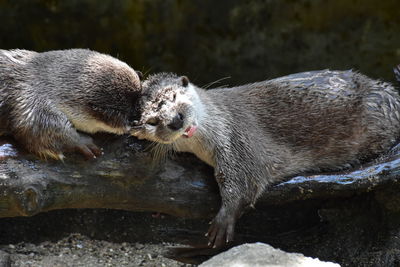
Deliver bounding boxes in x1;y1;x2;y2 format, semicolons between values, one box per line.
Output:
394;65;400;84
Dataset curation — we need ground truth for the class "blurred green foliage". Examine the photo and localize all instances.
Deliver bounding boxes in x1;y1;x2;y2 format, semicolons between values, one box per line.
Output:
0;0;399;85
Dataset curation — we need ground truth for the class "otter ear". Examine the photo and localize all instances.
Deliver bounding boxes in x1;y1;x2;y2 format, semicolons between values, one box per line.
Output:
181;76;189;87
136;71;143;80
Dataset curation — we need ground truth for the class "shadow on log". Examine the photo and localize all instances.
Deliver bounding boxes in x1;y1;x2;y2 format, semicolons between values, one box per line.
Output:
1;134;400;219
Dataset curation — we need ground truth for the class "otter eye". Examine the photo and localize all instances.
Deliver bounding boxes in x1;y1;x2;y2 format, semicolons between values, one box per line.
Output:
146;118;159;126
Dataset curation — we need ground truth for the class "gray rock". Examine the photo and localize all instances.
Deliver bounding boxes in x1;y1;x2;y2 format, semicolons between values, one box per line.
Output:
0;250;10;267
199;243;340;267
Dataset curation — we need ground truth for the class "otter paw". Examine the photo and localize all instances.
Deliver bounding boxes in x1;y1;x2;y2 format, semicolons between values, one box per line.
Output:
74;135;102;159
206;208;236;248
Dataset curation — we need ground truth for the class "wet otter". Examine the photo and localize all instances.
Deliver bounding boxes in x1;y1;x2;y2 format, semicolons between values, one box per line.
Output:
132;70;400;248
0;49;142;160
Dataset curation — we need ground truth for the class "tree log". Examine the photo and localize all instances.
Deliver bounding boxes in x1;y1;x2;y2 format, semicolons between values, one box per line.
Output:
1;135;400;219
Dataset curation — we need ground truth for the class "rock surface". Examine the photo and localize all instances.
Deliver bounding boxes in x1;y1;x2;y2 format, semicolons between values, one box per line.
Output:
0;250;10;267
199;243;340;267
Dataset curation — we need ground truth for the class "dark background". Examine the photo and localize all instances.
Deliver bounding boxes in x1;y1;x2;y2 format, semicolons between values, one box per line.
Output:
1;0;399;86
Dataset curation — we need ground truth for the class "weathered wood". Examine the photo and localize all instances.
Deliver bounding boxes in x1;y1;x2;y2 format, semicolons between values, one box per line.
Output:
1;135;400;219
0;135;218;219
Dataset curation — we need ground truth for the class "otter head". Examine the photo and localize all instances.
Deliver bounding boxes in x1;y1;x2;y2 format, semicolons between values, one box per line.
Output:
131;73;201;144
78;52;144;135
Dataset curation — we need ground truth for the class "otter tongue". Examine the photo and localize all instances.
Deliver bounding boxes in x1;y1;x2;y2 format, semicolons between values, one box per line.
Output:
183;126;197;138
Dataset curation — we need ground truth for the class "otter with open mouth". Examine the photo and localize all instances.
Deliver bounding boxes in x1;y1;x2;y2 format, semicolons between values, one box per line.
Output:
132;70;400;248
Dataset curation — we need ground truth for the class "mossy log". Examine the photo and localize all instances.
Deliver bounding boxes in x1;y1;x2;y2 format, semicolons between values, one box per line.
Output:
1;135;400;219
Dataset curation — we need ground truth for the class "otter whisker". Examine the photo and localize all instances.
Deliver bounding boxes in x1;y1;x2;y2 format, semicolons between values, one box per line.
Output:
149;142;172;165
202;76;231;89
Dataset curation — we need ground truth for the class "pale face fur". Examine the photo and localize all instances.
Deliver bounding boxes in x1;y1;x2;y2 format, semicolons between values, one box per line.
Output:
132;74;204;144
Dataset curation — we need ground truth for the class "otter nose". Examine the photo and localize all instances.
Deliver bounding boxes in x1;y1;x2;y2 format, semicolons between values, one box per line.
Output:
167;113;184;131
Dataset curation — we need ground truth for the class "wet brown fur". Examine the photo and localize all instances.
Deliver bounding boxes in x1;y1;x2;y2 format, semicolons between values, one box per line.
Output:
0;49;141;160
134;70;400;247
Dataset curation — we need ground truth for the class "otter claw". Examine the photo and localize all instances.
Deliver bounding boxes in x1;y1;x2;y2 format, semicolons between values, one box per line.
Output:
206;206;237;248
207;220;227;248
76;145;96;159
73;134;102;159
74;143;102;160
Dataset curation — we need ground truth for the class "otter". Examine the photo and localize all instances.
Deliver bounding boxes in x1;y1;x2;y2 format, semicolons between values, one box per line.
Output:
0;49;142;160
131;70;400;248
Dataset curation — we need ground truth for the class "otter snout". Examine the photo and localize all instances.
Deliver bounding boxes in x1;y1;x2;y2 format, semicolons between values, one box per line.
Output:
167;113;184;130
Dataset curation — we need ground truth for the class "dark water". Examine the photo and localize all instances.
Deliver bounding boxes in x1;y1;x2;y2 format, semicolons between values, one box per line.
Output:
1;0;399;86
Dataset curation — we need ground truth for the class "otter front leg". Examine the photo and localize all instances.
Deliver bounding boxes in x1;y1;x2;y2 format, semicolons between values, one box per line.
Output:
68;132;103;160
207;197;246;248
16;127;101;160
207;169;255;248
11;106;101;160
15;127;101;160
